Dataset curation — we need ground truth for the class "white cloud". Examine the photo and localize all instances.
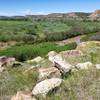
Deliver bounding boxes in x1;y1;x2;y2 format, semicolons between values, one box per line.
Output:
34;12;48;15
0;12;10;16
19;9;48;15
0;10;48;16
19;9;33;15
0;12;22;16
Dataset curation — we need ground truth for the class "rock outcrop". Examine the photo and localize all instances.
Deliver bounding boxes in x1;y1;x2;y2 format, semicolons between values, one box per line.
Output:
26;56;44;64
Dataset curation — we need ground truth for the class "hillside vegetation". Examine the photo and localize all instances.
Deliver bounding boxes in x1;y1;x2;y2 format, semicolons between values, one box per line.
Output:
0;19;100;43
0;42;76;61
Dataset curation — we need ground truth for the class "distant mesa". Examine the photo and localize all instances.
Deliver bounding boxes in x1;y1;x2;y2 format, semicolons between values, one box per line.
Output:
89;10;100;20
0;10;100;21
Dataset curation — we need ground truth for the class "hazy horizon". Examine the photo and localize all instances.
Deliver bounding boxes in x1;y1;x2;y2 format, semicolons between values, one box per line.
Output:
0;0;100;16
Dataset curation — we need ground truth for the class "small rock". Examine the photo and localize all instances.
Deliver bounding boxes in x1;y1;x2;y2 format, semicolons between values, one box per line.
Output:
38;67;61;80
32;78;62;97
26;56;44;64
0;56;15;67
47;51;58;63
11;91;36;100
76;62;93;70
95;64;100;69
60;50;83;57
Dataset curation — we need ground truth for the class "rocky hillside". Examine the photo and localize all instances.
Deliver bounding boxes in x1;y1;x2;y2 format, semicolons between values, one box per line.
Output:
89;10;100;20
26;12;91;20
1;10;100;21
0;41;100;100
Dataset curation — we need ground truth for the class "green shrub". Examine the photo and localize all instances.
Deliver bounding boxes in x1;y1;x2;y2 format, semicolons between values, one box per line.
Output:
0;42;77;61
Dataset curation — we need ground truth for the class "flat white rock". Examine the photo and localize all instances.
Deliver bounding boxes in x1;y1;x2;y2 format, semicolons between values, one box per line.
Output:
32;78;62;96
76;61;93;69
95;64;100;69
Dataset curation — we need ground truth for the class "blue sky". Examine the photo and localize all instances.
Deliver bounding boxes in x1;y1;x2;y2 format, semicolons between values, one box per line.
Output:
0;0;100;16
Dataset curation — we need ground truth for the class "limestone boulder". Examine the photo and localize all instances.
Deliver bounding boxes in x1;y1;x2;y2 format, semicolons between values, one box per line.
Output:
95;64;100;69
47;51;58;63
38;67;61;80
76;61;93;70
48;53;73;74
32;78;62;97
26;56;44;64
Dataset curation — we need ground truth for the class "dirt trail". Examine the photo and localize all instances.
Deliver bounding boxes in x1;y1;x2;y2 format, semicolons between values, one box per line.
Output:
56;35;83;46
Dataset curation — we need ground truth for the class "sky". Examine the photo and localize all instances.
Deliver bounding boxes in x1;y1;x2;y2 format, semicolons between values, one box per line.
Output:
0;0;100;16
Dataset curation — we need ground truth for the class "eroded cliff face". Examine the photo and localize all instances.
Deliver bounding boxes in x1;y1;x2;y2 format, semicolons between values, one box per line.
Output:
89;10;100;20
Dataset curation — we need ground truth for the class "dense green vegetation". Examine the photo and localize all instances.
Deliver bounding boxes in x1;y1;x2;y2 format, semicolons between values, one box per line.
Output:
0;42;77;61
0;20;100;42
81;32;100;41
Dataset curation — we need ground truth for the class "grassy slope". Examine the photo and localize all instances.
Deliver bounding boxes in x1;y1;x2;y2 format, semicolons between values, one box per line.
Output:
46;68;100;100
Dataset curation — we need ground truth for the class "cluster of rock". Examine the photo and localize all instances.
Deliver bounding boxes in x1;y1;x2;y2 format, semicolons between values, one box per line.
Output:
12;56;99;99
3;41;98;100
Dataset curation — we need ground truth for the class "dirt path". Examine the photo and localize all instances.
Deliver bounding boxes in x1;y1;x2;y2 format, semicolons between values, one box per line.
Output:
55;35;83;46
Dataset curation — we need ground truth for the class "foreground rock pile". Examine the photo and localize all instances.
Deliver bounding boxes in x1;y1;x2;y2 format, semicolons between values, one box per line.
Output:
0;41;99;100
